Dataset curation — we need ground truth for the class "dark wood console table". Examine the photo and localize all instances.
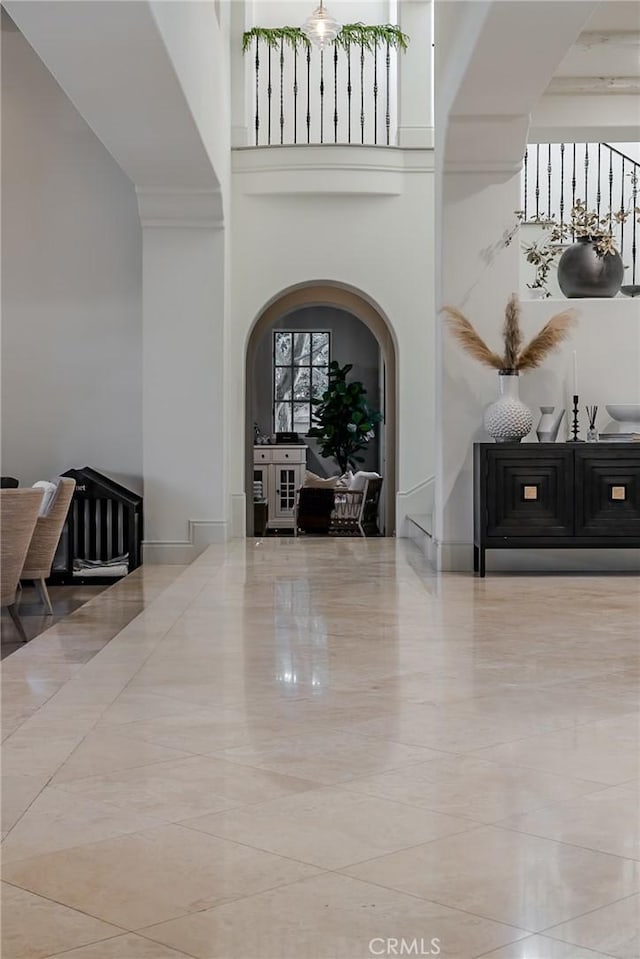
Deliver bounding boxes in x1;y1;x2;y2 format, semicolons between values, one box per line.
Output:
473;443;640;576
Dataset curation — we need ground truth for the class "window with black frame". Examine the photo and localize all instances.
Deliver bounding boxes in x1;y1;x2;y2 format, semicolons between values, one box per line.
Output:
273;331;330;435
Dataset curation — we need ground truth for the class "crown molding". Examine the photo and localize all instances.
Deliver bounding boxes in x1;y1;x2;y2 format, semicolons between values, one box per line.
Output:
136;188;224;229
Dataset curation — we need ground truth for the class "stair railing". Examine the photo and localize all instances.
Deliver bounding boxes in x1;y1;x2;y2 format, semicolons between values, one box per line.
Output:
521;142;639;284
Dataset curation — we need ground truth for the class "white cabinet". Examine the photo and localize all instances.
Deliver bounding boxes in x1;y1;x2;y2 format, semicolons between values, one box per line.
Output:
253;445;307;530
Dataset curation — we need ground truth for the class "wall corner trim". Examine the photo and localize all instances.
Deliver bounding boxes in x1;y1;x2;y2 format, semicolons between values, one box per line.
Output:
143;519;229;565
136;188;224;229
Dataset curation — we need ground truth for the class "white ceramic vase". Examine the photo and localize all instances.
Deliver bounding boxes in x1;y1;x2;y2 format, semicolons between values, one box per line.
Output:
484;371;533;443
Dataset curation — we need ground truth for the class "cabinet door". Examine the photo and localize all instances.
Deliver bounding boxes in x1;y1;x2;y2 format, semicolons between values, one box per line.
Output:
271;465;298;523
484;447;574;537
575;448;640;537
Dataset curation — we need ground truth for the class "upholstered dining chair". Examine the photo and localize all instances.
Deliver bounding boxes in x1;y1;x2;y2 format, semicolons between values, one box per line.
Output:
21;477;75;614
1;489;44;642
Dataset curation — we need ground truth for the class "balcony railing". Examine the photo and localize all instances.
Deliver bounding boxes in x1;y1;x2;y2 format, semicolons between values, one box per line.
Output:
521;142;639;284
243;26;407;147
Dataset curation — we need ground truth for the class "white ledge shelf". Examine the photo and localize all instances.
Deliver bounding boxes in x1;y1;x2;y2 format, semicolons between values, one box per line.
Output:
232;144;434;196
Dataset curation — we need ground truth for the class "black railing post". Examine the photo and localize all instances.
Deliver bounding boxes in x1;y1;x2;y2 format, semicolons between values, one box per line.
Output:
293;46;298;145
267;45;272;145
347;45;352;143
320;48;325;144
559;143;565;230
373;46;378;145
523;148;528;221
547;144;552;219
254;37;260;146
360;42;365;144
334;45;338;143
596;143;601;215
535;144;540;220
632;170;638;283
306;45;311;144
385;42;390;145
571;144;577;238
279;38;285;145
584;143;589;209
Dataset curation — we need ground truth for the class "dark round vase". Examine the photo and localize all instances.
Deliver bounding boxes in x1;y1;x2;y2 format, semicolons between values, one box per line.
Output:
557;238;624;298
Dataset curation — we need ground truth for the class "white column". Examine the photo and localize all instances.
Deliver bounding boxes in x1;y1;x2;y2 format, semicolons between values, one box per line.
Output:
138;189;229;563
397;0;434;148
230;0;251;147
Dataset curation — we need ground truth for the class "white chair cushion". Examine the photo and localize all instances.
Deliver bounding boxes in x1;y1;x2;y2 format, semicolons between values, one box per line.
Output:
32;480;58;517
303;470;339;490
349;471;381;492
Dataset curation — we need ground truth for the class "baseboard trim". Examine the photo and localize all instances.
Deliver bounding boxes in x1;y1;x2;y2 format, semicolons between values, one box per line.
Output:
405;515;436;566
143;520;229;565
437;541;640;573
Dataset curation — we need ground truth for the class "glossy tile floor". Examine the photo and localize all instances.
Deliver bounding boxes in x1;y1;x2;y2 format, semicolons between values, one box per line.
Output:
1;585;110;659
2;539;639;959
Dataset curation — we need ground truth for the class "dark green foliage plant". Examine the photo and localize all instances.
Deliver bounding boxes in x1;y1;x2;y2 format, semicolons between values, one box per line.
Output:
242;23;409;53
308;361;382;474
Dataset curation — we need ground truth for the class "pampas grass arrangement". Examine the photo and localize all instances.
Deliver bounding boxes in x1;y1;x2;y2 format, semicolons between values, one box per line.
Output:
443;295;577;373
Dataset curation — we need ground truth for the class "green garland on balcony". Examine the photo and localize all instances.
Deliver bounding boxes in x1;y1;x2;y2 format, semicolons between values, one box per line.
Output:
241;23;409;53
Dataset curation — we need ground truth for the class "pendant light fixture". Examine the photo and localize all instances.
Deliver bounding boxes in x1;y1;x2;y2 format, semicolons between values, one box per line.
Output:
301;0;340;49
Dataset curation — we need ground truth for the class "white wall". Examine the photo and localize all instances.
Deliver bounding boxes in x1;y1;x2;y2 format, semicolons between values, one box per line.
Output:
436;168;640;571
1;22;142;492
230;148;435;535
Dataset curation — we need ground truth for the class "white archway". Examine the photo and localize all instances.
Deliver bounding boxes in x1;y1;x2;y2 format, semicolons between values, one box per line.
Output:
245;282;398;536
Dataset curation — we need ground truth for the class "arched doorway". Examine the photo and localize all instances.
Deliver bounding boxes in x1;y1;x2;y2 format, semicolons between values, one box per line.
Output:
245;282;397;536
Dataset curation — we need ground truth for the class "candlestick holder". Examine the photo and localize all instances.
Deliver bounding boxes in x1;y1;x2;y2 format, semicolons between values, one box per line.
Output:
567;394;584;442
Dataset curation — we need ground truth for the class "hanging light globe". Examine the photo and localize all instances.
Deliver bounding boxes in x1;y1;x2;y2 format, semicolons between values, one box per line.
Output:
301;0;340;49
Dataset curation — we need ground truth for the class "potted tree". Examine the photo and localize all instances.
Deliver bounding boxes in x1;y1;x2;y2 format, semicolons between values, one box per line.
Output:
308;361;381;473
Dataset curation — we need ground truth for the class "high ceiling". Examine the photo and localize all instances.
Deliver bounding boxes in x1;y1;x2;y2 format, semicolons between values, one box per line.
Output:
548;0;640;92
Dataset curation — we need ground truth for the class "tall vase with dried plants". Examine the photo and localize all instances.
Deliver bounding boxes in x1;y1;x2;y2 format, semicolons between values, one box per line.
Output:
443;295;578;442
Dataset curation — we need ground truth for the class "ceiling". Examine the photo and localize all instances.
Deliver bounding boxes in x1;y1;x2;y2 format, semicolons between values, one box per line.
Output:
548;0;640;92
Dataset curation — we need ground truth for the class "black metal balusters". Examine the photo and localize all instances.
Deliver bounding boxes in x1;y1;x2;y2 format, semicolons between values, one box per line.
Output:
347;45;352;143
254;37;260;146
293;46;298;144
385;42;391;146
559;143;565;230
279;39;285;145
267;45;272;145
571;144;577;234
620;157;625;260
521;141;639;287
373;47;378;145
248;37;400;147
319;48;324;144
360;42;365;144
334;45;338;143
306;45;311;144
632;168;638;283
584;143;589;209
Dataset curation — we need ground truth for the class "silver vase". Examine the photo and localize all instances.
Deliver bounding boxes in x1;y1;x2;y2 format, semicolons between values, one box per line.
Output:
536;406;565;443
484;371;533;443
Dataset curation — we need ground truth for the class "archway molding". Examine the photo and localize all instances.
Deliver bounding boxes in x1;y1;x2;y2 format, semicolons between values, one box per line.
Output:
245;281;398;535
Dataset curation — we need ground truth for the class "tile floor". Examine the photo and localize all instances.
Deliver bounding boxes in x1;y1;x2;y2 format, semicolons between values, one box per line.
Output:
1;539;639;959
1;585;110;659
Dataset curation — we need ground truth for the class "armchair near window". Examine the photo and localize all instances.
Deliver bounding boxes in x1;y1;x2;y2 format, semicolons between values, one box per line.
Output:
1;489;43;641
295;476;383;537
21;478;75;613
